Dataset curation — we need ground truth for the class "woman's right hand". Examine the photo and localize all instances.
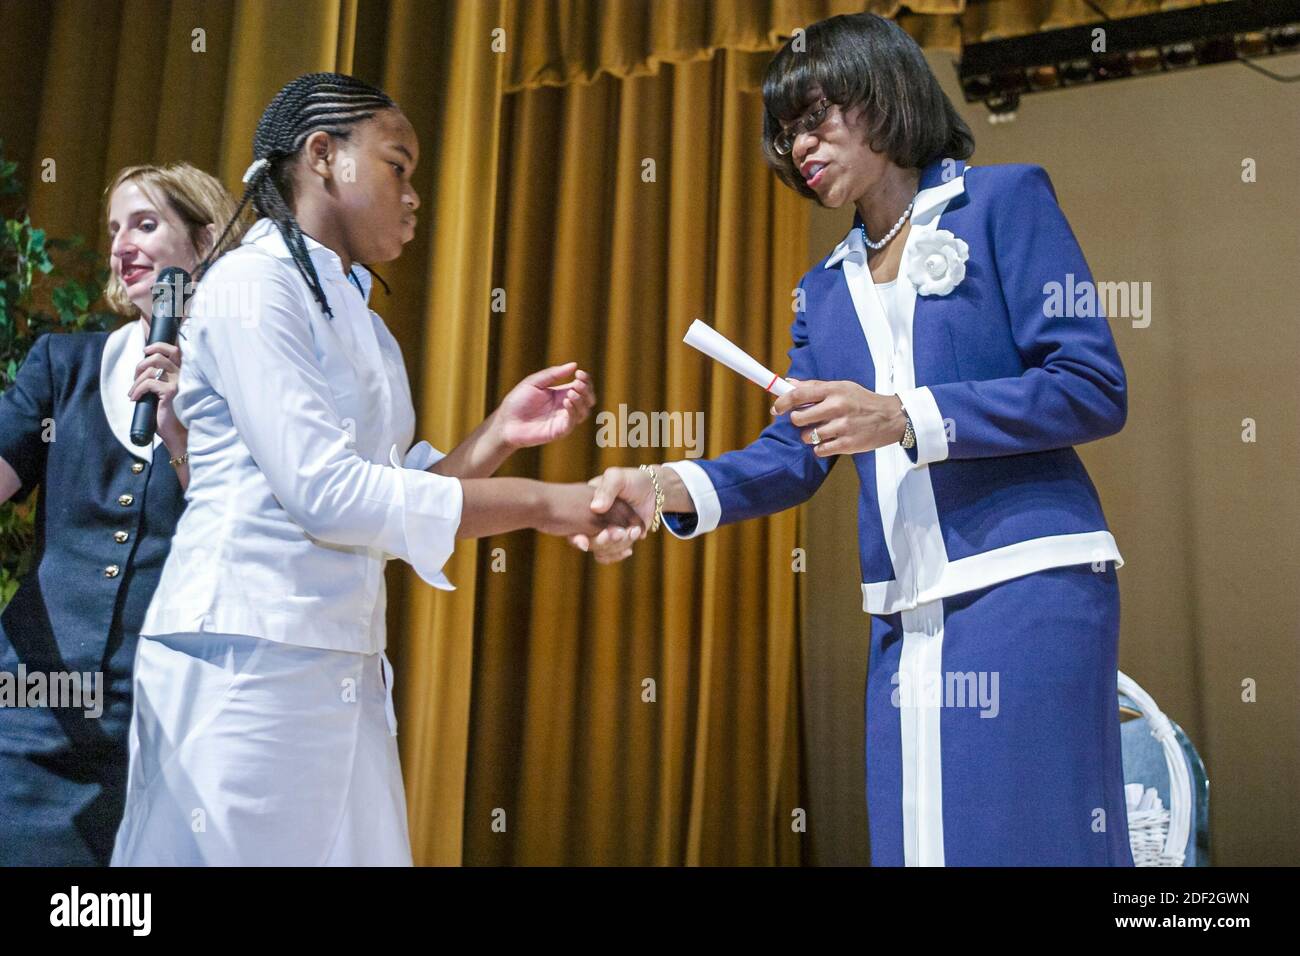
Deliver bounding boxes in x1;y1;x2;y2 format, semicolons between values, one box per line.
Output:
128;342;185;452
587;466;658;528
568;466;659;562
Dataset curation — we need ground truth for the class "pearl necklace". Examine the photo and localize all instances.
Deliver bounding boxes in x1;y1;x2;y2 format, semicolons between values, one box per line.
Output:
860;198;915;250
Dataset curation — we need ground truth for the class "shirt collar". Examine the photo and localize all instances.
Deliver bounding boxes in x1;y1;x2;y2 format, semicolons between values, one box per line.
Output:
242;217;373;305
824;158;967;269
99;316;161;461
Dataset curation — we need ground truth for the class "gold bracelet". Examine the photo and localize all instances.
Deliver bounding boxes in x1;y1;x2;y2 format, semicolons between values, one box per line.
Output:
897;401;916;450
638;464;665;533
169;452;189;468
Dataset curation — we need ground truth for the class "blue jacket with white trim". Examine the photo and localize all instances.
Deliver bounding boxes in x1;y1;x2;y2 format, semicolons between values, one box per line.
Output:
664;158;1127;614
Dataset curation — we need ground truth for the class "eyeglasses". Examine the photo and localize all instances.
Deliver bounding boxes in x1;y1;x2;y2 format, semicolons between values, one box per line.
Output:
772;98;831;156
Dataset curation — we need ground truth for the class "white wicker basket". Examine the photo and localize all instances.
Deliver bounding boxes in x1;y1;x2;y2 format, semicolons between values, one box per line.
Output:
1119;671;1191;866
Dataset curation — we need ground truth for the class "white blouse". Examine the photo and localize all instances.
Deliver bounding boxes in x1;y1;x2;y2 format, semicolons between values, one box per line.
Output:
140;217;462;655
872;277;908;365
99;316;165;462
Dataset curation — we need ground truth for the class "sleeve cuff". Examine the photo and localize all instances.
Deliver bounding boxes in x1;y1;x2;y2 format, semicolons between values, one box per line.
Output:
387;466;463;590
896;386;949;468
659;460;721;539
390;440;445;471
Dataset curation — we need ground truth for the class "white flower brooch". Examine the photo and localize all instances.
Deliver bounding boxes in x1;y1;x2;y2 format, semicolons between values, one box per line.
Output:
906;229;969;296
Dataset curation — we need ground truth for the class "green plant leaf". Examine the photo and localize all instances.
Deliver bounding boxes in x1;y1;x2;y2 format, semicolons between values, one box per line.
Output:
0;154;115;597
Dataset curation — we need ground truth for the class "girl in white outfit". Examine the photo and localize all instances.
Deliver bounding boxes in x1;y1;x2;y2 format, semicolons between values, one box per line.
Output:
110;72;639;866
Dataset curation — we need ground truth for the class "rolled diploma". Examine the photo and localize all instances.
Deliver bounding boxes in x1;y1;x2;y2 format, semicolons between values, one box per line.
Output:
683;320;794;398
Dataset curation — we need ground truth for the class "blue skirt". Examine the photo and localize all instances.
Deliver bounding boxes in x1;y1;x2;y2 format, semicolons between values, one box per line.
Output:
865;560;1134;866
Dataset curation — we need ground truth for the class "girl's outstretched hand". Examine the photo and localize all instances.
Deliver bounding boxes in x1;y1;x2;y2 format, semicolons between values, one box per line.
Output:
495;362;596;448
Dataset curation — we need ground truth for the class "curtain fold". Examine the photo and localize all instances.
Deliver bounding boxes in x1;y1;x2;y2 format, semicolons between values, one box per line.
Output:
503;0;921;90
496;0;1215;91
500;0;971;91
377;0;508;868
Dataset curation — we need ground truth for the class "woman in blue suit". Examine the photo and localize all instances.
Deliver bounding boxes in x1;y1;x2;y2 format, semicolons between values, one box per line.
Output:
580;13;1134;866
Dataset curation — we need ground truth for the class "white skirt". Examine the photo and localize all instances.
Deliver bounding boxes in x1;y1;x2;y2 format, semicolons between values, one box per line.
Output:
110;631;413;866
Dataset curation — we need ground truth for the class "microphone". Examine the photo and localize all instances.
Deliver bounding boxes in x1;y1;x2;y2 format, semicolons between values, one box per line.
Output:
130;266;191;446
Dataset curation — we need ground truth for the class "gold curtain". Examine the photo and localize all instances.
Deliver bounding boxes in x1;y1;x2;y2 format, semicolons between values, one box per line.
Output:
499;0;966;89
467;49;809;865
0;0;1187;866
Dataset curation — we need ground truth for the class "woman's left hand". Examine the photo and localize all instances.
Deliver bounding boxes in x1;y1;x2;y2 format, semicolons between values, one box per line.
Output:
771;379;907;458
495;361;596;448
127;342;186;451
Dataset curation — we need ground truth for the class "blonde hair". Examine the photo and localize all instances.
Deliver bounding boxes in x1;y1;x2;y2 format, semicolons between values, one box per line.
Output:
102;163;248;317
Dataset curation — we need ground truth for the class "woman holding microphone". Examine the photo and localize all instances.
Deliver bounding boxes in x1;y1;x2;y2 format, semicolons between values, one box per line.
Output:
581;13;1133;866
109;72;639;866
0;163;242;864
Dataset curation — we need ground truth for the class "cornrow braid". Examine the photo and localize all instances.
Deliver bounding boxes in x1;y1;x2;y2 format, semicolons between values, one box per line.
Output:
197;72;397;320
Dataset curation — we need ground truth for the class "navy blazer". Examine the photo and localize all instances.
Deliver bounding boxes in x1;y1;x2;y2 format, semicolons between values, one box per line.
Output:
665;158;1127;614
0;325;186;864
0;327;186;673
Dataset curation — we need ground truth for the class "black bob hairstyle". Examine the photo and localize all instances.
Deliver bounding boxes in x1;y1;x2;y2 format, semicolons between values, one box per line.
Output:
761;13;974;201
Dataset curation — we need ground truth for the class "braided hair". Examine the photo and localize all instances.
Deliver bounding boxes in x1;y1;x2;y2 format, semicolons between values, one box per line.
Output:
198;72;397;320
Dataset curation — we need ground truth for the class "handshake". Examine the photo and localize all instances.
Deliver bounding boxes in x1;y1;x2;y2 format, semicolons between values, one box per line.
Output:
436;363;909;575
541;466;676;565
527;377;906;562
